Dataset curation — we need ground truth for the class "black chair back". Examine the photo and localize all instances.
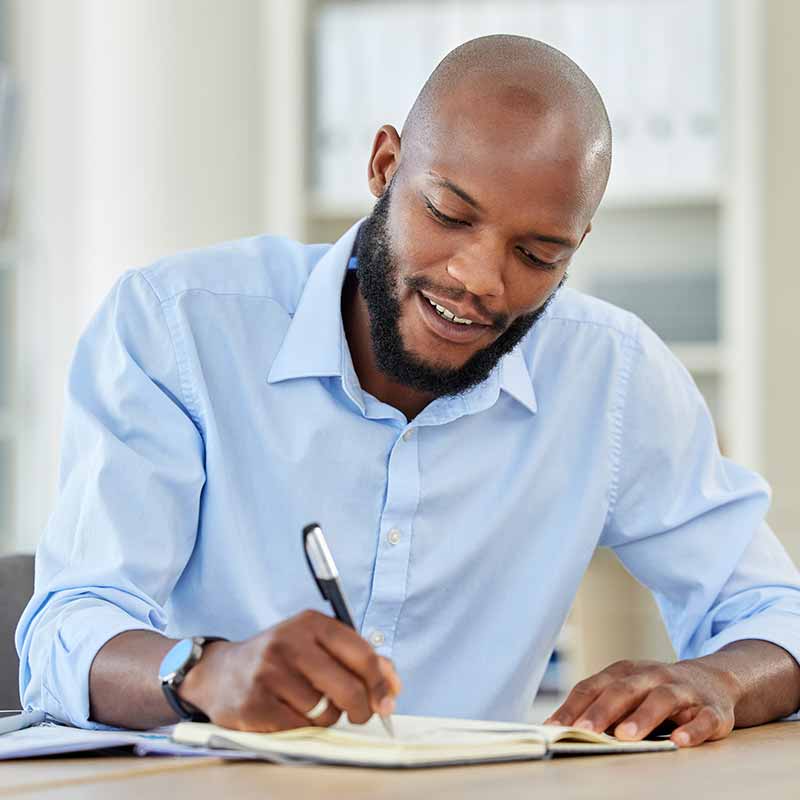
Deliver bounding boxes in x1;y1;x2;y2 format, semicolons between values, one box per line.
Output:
0;553;35;709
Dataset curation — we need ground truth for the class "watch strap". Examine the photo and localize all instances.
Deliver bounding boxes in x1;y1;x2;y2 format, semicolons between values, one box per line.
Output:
160;636;227;722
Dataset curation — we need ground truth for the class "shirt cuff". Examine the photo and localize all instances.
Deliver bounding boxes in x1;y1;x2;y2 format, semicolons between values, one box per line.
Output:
696;612;800;721
34;602;159;730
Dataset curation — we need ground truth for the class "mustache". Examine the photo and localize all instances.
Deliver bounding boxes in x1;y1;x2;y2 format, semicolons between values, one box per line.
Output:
403;274;509;331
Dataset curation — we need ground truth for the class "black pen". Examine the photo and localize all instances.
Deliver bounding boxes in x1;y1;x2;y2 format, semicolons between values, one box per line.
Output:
302;522;395;738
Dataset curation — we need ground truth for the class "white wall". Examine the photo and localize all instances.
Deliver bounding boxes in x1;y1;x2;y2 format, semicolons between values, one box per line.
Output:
764;0;800;560
11;0;264;550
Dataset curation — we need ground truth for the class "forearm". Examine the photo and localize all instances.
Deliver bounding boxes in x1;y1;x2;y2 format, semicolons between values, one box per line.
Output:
88;630;181;729
697;639;800;727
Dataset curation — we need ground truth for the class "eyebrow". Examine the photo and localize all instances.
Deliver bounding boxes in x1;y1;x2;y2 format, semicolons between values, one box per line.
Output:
427;172;484;212
425;171;577;249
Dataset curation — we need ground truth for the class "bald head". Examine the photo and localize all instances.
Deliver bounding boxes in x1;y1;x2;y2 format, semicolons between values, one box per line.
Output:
400;35;612;212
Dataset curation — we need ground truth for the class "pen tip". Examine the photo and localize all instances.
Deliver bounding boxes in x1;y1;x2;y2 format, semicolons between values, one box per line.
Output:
381;715;395;738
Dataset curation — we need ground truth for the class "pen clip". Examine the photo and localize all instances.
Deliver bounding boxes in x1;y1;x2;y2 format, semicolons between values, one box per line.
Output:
303;522;336;601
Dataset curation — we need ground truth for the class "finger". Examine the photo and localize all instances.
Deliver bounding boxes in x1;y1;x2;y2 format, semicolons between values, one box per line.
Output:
614;685;693;741
306;698;343;729
569;675;654;733
545;671;619;726
317;700;343;728
671;706;728;748
294;642;374;724
238;694;312;733
313;618;393;713
267;666;342;727
672;708;695;727
378;656;402;696
266;661;326;715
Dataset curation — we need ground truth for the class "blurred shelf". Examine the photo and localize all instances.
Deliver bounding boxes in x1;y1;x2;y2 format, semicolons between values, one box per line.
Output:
600;189;721;210
669;342;725;374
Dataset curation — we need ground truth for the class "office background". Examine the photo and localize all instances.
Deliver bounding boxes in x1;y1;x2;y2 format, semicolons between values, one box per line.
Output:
0;0;798;707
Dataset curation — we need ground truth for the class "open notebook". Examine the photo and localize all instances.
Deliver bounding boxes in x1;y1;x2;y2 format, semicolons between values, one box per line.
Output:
172;714;676;768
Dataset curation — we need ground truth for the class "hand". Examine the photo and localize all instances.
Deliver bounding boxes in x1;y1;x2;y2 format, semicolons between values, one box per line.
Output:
178;609;402;732
544;658;742;747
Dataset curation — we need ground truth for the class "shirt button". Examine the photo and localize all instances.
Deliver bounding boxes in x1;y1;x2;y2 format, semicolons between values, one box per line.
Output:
369;630;385;646
402;429;414;442
387;528;402;545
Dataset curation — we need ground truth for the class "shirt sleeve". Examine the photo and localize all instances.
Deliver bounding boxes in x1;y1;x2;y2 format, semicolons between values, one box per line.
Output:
15;270;206;729
600;321;800;716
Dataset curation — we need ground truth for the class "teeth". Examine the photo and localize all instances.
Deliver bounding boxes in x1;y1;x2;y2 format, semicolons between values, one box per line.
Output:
427;297;473;325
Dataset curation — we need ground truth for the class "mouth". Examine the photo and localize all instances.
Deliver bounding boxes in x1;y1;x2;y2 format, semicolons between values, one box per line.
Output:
414;291;493;345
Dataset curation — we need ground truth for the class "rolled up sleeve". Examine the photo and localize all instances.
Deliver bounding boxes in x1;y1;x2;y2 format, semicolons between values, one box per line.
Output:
15;270;205;728
600;322;800;715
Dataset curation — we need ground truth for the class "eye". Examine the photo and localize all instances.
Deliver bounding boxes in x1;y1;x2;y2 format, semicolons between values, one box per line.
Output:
517;246;559;271
424;198;469;227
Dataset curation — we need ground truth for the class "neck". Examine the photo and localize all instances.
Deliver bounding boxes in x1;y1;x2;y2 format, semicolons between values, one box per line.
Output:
341;270;434;421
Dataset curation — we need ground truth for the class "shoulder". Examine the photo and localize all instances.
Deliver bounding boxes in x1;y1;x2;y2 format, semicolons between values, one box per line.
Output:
538;287;645;349
520;286;685;384
133;233;331;314
537;286;683;360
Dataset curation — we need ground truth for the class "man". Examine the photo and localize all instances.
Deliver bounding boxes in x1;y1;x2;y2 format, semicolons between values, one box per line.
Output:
16;35;800;748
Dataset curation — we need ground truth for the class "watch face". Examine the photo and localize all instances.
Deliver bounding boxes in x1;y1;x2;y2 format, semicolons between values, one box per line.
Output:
160;638;195;680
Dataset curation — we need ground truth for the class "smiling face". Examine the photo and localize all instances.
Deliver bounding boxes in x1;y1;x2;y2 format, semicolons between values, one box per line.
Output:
354;73;604;398
355;179;562;398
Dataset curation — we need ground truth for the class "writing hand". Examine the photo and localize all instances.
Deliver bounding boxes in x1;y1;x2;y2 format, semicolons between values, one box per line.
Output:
178;609;402;731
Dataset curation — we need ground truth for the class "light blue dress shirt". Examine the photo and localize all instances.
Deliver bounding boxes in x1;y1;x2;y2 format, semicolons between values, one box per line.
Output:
16;219;800;729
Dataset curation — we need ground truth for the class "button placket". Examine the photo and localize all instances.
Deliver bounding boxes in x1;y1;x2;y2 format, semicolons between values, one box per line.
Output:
359;428;421;656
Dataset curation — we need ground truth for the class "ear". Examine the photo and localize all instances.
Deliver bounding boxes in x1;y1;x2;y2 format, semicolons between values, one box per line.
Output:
367;125;402;198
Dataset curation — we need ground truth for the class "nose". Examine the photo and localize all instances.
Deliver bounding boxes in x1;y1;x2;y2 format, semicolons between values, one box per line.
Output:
445;239;505;299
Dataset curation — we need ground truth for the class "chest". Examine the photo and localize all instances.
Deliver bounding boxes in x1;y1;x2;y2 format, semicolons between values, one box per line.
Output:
195;370;614;629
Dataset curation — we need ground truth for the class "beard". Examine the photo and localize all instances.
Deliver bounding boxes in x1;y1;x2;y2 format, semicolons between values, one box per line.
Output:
354;180;563;398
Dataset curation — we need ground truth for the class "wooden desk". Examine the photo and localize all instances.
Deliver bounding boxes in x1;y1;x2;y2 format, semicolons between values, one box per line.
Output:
0;756;221;796
3;722;798;799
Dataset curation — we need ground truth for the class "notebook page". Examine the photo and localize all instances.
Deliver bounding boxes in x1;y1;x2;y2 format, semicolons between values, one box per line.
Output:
174;715;548;767
0;725;135;760
529;724;677;753
332;713;544;740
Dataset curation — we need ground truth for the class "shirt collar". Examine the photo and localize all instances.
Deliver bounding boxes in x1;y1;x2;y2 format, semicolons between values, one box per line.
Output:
500;346;538;414
267;217;538;416
267;218;363;384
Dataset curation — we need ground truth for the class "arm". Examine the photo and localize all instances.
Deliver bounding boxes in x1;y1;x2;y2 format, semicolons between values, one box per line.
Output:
90;616;401;732
547;323;800;746
15;271;205;729
89;631;179;729
700;639;800;727
17;271;400;731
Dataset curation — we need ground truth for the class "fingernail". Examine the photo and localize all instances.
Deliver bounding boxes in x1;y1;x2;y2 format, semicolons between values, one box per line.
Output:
617;722;637;739
674;731;690;747
546;718;562;726
379;696;395;715
574;719;594;731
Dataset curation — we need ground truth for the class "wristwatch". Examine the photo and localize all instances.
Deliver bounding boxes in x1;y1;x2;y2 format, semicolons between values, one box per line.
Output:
158;636;226;722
